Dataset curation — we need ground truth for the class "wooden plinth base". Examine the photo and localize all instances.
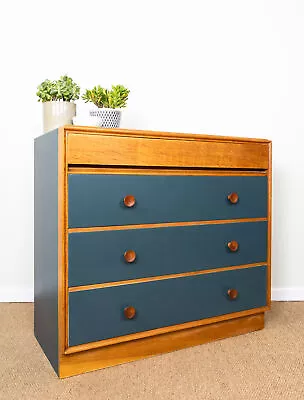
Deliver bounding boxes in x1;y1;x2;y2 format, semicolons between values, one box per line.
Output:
59;313;264;378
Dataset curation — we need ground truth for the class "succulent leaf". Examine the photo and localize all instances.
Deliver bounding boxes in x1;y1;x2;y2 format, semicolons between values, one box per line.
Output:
36;75;80;102
82;84;129;108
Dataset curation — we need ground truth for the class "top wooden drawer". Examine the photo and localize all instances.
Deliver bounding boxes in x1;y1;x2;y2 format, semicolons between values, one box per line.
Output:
66;129;270;169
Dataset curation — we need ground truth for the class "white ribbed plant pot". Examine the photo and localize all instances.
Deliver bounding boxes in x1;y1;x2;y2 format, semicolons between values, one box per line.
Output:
89;108;122;128
43;101;76;133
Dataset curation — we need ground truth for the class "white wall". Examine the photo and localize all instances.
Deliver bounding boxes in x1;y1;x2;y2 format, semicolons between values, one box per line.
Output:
0;0;303;301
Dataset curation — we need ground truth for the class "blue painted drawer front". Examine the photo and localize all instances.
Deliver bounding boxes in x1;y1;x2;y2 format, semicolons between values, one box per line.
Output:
68;221;267;287
69;266;267;346
68;174;268;228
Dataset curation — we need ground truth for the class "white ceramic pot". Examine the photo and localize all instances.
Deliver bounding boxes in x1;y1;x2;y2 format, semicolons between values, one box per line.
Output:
43;101;76;133
89;108;122;128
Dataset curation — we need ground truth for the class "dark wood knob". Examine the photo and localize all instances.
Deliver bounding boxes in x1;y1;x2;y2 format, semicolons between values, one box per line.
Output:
227;192;239;204
227;289;238;300
227;240;239;252
124;195;136;208
124;306;136;319
124;250;136;263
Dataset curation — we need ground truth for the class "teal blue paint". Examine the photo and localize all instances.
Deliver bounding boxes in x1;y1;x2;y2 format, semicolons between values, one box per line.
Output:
34;129;59;375
68;175;268;228
69;266;267;346
68;221;267;287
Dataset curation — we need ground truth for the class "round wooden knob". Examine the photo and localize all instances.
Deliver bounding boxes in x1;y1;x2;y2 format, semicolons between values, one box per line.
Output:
124;306;136;319
227;192;239;204
227;240;239;252
123;195;136;208
124;250;136;263
227;289;238;300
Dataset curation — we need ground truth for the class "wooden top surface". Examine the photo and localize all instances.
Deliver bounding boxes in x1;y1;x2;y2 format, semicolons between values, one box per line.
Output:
64;125;271;144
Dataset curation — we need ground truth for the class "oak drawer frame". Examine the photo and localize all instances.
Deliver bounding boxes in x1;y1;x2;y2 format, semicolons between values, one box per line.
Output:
66;127;270;169
44;126;271;378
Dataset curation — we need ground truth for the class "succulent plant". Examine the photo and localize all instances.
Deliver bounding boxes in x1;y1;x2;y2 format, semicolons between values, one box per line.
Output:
36;75;80;102
82;84;130;108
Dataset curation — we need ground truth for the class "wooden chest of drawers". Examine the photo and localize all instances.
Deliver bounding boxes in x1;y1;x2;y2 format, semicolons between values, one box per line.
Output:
34;126;272;378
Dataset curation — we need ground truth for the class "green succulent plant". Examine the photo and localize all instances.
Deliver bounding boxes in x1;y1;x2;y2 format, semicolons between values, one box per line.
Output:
36;75;80;102
82;84;130;108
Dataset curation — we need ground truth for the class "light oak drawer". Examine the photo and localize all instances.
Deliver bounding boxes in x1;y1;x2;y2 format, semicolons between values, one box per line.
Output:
68;266;267;347
66;132;269;169
68;174;268;228
68;221;267;287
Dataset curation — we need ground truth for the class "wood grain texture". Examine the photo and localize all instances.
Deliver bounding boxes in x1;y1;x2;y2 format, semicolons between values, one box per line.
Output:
66;133;269;169
124;249;136;263
228;289;239;300
68;263;267;292
57;127;68;362
227;192;239;204
227;240;239;252
59;312;265;378
34;126;271;377
68;167;267;176
267;142;272;305
123;195;136;208
68;217;267;233
65;125;271;143
124;306;136;320
65;306;268;355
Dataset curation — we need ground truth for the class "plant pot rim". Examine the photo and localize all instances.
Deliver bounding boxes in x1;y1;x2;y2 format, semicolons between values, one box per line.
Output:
42;100;76;104
89;107;123;111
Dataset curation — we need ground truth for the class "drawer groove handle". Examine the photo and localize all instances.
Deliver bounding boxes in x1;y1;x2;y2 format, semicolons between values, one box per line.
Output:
124;250;137;263
124;306;136;319
227;289;238;300
227;192;239;204
227;240;239;252
124;195;136;208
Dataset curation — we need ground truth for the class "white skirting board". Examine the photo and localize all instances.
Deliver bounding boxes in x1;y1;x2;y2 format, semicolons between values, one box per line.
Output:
0;287;34;302
271;288;304;301
0;286;303;302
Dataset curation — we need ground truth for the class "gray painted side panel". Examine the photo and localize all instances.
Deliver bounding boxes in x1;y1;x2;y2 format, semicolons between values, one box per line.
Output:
34;129;58;375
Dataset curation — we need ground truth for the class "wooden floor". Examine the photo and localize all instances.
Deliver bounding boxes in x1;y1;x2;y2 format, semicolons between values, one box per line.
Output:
0;302;303;400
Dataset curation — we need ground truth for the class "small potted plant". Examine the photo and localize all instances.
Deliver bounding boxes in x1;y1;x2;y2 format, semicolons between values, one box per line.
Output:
82;84;130;128
37;75;80;132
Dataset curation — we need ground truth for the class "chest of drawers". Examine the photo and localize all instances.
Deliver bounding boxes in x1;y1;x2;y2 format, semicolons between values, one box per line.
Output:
34;126;272;378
